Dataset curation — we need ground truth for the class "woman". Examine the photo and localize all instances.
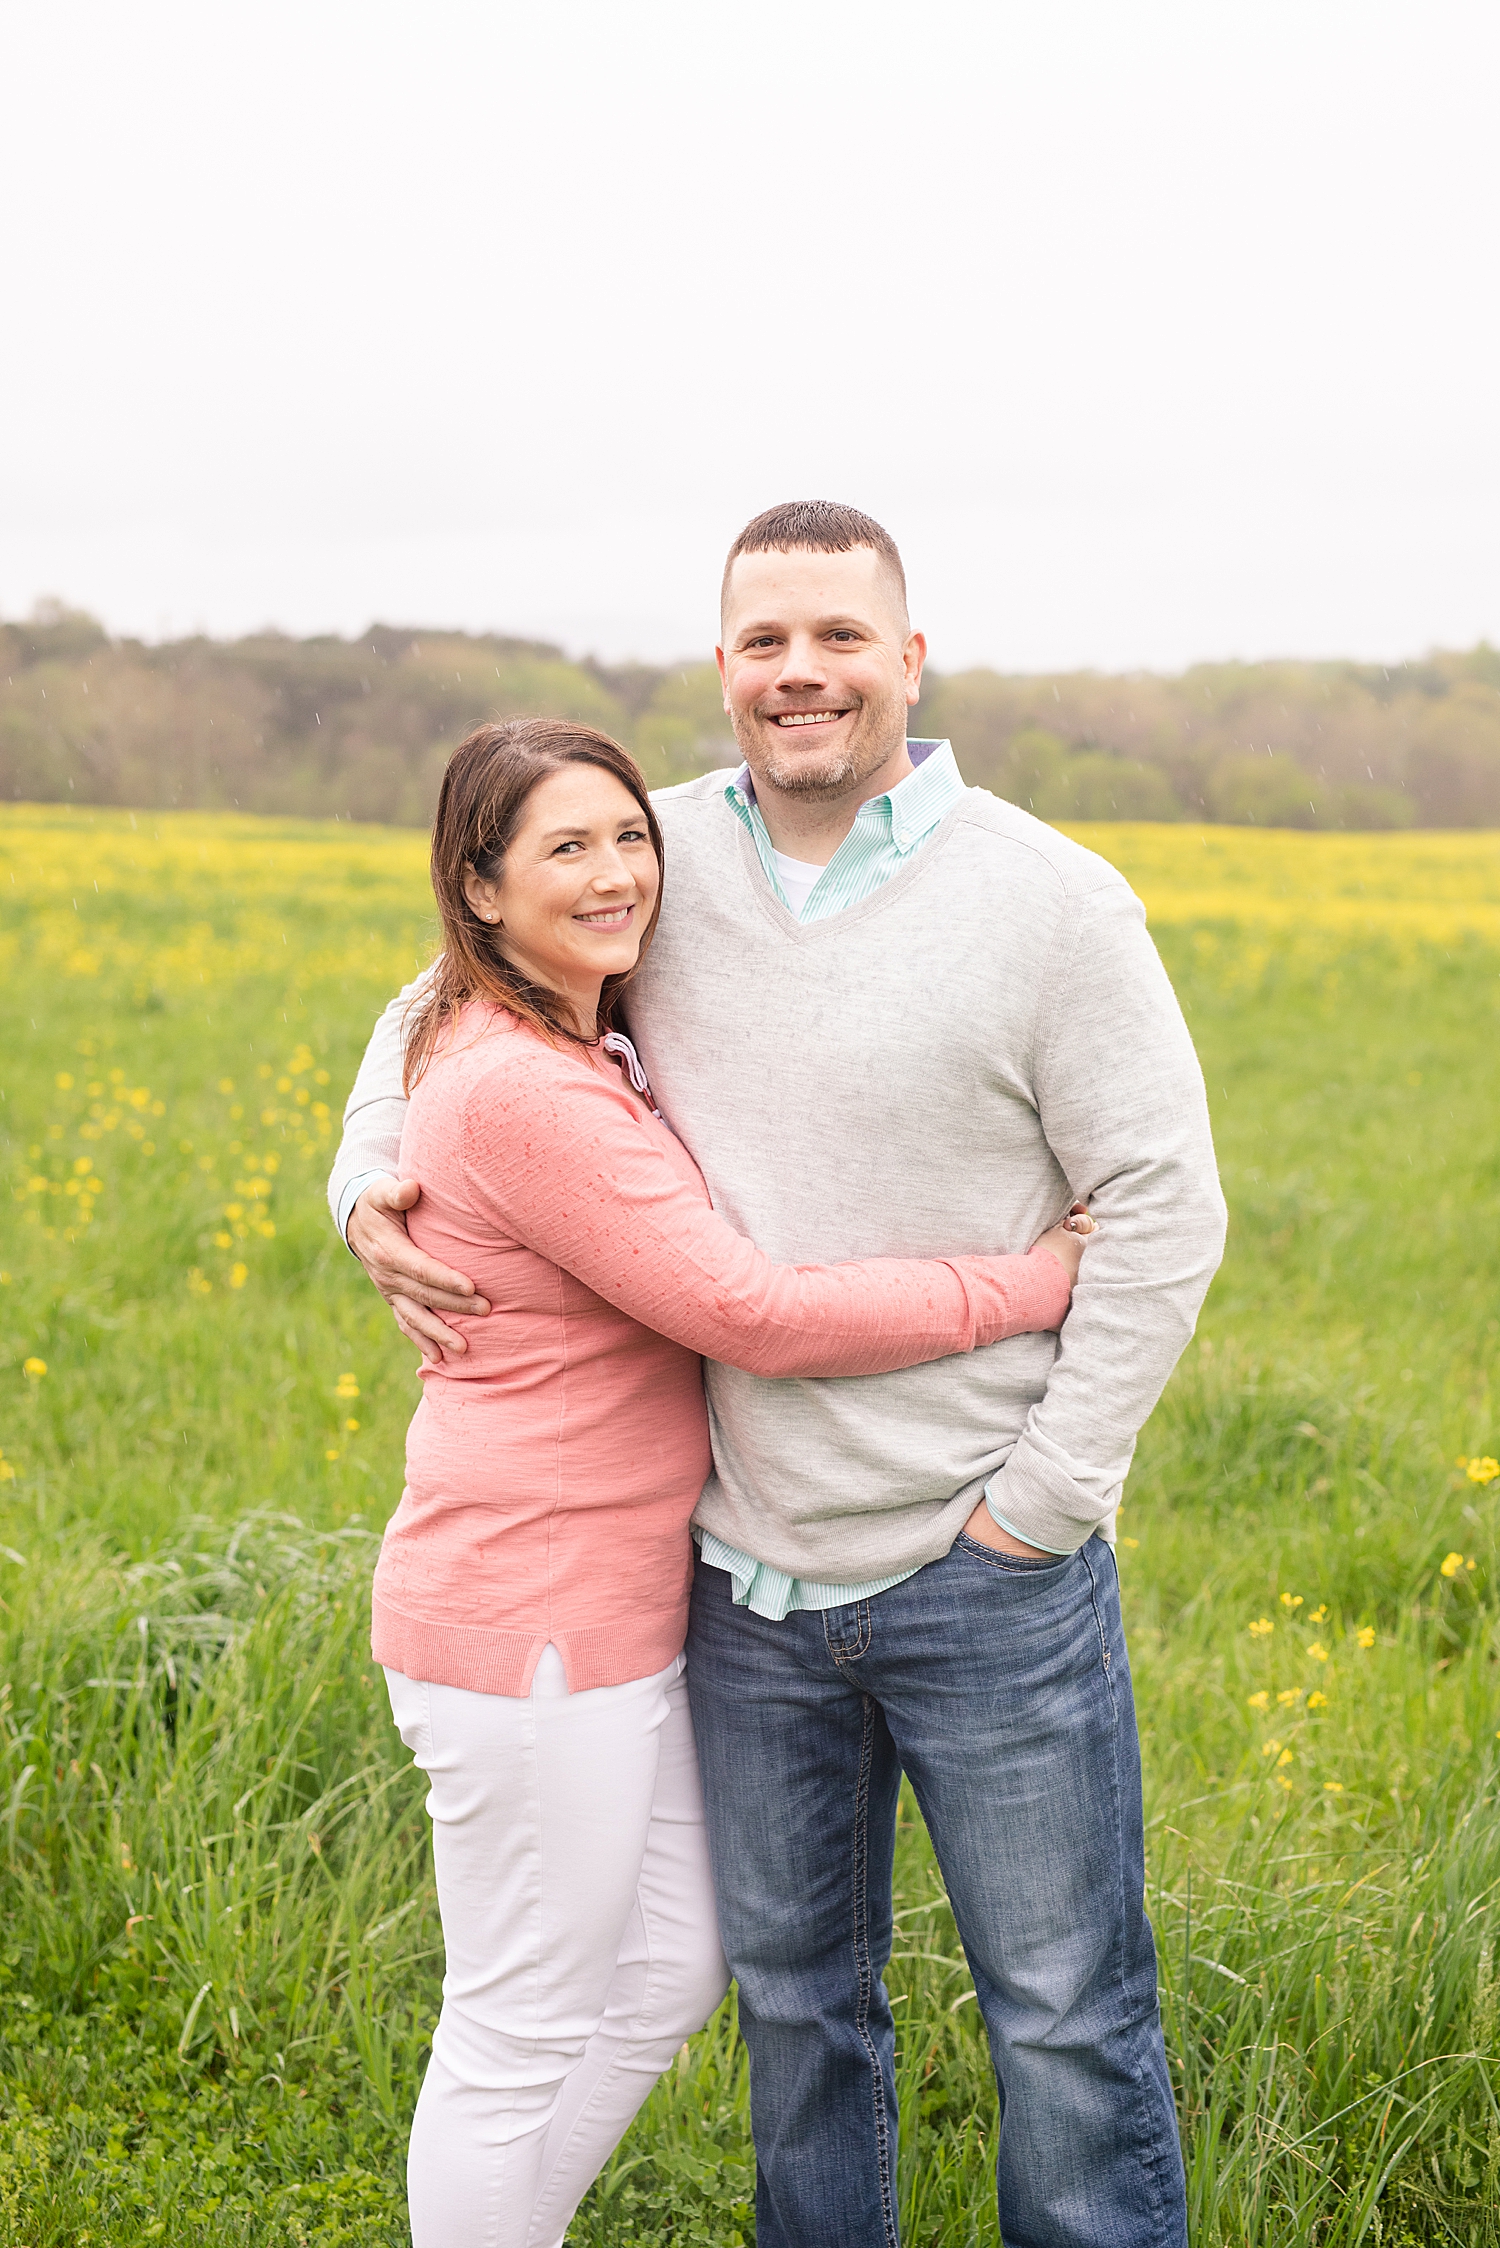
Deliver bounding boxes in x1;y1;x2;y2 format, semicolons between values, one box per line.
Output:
377;717;1093;2247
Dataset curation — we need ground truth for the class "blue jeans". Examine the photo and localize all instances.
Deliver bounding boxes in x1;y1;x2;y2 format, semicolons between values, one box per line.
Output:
686;1535;1185;2248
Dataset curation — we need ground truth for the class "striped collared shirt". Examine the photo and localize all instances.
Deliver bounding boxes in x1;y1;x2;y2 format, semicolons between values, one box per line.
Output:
700;738;967;1621
724;736;963;923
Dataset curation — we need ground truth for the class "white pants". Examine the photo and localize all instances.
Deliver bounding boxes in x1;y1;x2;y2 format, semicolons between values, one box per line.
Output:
385;1648;729;2248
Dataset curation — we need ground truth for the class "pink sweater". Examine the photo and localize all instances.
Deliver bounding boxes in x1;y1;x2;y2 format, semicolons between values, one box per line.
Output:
372;1006;1072;1695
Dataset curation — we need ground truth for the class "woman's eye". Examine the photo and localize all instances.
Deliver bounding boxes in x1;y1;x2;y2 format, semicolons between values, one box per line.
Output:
553;841;583;855
619;828;647;844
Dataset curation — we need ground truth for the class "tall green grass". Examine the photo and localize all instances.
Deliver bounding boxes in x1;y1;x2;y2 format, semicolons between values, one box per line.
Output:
0;807;1497;2243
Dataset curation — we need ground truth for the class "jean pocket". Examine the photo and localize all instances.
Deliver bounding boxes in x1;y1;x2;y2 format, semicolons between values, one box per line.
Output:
953;1533;1072;1576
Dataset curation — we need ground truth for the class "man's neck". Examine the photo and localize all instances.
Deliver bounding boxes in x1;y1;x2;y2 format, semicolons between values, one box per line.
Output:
747;739;915;865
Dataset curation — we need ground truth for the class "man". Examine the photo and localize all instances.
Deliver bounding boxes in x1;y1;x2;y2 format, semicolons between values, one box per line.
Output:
332;501;1226;2248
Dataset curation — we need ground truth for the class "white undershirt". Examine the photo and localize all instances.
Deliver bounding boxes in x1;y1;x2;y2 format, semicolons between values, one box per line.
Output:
770;848;828;919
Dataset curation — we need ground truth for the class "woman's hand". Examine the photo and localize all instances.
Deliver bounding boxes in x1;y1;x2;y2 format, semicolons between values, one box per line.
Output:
1033;1201;1097;1285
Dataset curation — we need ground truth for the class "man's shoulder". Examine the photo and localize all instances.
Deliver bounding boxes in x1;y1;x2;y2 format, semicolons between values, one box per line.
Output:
650;768;738;815
951;788;1133;904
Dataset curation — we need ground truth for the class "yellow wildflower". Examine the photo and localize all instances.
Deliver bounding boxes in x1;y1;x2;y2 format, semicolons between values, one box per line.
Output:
1261;1738;1283;1758
345;1418;360;1433
1307;1691;1329;1709
55;1072;73;1090
1246;1690;1269;1711
325;1448;340;1462
22;1358;46;1380
1308;1642;1329;1663
1440;1551;1465;1578
1279;1593;1304;1611
1249;1617;1274;1638
1323;1781;1344;1794
229;1264;248;1289
1276;1747;1294;1768
1467;1458;1499;1486
1277;1688;1302;1707
335;1374;360;1401
186;1269;212;1296
1309;1604;1328;1622
0;1456;14;1482
1356;1626;1376;1649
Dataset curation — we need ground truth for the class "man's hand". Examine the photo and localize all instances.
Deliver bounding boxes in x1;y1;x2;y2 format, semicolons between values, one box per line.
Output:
346;1177;491;1365
961;1500;1053;1561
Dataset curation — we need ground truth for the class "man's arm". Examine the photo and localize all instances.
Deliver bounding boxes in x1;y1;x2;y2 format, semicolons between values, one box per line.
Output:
980;881;1228;1555
328;974;491;1361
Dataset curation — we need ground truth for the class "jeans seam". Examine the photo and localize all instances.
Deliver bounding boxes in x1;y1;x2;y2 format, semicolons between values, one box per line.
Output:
1079;1540;1115;1693
1102;1612;1175;2242
851;1690;899;2248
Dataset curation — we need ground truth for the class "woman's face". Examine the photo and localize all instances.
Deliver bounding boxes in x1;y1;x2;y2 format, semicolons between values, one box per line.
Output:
462;764;660;1029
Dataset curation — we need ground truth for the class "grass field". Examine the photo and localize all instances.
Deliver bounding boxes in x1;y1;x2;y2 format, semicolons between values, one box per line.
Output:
1;802;1498;2246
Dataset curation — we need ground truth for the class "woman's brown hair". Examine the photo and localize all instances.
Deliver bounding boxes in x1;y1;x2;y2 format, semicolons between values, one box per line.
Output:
402;717;664;1091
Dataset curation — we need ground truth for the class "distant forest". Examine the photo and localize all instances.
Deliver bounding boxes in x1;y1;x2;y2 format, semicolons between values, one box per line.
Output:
5;601;1500;829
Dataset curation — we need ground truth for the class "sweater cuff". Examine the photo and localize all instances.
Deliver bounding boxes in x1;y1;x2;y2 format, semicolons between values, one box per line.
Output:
335;1168;393;1250
984;1430;1124;1555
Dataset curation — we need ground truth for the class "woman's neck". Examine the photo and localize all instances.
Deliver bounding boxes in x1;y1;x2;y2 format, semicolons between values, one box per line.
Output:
564;979;603;1040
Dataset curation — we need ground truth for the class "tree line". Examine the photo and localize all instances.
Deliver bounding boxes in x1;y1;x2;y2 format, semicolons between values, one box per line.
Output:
4;601;1498;828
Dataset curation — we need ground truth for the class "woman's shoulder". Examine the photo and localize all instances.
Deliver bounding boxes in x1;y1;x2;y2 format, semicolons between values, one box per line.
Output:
419;1006;618;1114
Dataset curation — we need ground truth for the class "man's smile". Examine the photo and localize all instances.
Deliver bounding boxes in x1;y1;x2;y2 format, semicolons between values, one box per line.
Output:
768;709;850;728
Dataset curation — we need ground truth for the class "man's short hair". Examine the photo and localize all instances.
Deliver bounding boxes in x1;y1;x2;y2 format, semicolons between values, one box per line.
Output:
721;500;908;623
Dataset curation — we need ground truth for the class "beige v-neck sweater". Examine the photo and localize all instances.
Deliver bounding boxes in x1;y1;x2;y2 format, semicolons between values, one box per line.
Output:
332;776;1226;1573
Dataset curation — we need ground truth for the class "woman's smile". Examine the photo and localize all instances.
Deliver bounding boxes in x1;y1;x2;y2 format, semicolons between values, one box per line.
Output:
573;902;636;929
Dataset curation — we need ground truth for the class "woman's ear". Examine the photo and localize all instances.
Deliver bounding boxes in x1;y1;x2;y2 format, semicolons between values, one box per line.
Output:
461;863;502;925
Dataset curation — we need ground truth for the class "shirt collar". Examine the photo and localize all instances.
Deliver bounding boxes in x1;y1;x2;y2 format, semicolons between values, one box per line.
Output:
726;738;962;852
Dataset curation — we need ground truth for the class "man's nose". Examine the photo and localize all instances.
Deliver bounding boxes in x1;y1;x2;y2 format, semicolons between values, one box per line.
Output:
773;633;829;688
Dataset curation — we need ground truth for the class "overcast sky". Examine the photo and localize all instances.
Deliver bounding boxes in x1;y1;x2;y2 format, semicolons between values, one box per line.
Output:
2;1;1496;673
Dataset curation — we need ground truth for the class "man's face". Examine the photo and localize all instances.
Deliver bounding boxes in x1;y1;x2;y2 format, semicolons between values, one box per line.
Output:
717;546;926;800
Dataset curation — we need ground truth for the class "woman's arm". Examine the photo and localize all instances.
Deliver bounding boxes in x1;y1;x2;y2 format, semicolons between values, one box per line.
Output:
459;1057;1076;1379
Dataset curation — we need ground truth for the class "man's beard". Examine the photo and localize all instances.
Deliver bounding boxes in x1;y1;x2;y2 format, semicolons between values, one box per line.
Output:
735;681;908;802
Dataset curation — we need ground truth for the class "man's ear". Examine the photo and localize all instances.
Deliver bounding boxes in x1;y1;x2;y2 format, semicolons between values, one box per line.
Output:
903;630;928;708
715;645;730;713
